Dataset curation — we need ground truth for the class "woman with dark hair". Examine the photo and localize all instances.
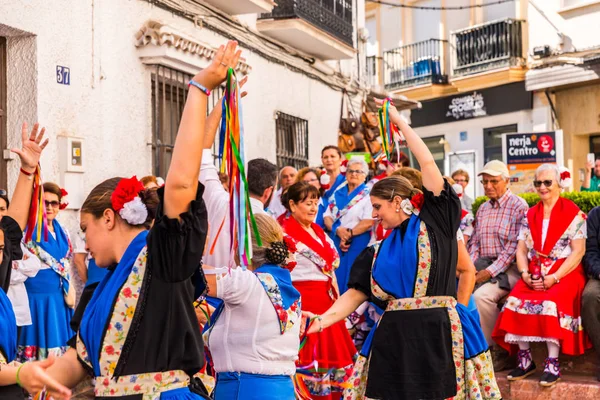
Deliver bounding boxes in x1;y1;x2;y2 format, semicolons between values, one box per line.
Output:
306;101;499;400
280;182;355;400
318;146;345;229
16;41;240;400
17;182;75;363
203;213;300;399
0;122;70;398
0;190;9;221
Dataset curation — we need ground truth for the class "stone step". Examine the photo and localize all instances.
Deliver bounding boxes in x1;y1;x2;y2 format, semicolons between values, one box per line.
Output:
527;344;597;375
496;370;600;399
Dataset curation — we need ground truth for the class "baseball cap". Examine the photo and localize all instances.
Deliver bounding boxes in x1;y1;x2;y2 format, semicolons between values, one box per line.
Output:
478;160;509;177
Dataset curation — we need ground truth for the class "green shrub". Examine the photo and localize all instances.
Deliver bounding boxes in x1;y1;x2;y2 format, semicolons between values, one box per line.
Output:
471;191;600;216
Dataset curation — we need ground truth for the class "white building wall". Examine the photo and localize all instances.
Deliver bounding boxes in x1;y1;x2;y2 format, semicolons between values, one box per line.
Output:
0;0;353;232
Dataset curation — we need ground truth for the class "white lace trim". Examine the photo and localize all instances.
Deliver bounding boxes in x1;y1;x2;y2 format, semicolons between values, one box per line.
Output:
505;333;560;347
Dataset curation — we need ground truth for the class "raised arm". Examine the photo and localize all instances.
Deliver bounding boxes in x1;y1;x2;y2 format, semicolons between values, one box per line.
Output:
377;99;444;195
163;41;241;219
7;123;49;230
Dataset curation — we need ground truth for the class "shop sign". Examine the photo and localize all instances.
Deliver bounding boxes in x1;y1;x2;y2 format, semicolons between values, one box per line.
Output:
502;131;564;194
411;82;532;128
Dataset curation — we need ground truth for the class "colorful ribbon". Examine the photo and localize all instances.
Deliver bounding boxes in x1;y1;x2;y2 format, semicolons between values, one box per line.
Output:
24;164;48;243
215;68;261;267
377;98;405;164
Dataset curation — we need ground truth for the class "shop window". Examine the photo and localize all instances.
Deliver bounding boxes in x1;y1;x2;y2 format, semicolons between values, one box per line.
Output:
151;65;223;178
589;135;600;161
483;124;517;164
275;112;309;170
409;136;446;174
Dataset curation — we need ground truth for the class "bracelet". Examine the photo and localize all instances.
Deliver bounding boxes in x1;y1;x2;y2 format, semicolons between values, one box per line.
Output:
20;167;34;176
349;229;354;238
552;274;560;284
519;270;528;276
188;80;211;96
16;362;26;387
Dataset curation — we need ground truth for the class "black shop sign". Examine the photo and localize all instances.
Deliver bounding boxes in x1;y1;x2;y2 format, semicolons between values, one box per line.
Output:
411;82;532;128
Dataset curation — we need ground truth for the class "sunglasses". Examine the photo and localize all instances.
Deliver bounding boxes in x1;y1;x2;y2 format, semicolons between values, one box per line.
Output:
45;200;60;208
533;180;553;188
304;178;319;183
480;179;501;186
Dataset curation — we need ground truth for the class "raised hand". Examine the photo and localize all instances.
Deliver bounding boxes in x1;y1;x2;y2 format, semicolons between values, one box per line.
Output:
11;122;49;172
192;41;242;92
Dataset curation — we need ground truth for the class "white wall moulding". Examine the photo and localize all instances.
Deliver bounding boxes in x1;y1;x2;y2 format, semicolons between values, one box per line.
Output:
134;20;252;75
200;0;276;15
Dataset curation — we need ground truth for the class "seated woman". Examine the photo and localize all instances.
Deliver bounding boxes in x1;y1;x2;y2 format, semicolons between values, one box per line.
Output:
493;164;591;386
323;158;373;294
16;41;241;399
306;100;500;400
203;214;300;399
0;123;70;398
280;182;355;399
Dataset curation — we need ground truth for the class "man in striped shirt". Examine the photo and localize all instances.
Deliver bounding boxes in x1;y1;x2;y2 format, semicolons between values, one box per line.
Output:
469;160;528;370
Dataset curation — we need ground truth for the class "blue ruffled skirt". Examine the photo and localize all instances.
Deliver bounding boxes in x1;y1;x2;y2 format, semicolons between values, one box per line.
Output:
17;269;74;361
214;372;294;400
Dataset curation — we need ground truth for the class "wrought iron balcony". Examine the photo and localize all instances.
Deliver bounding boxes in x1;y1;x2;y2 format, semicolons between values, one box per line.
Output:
383;39;449;91
451;18;525;77
259;0;353;47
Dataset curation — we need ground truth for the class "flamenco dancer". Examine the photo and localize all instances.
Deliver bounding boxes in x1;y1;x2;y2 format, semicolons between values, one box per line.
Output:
307;100;500;400
16;40;242;399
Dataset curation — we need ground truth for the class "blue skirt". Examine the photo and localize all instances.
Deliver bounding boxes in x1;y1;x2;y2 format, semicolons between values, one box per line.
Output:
160;387;209;399
456;301;488;359
335;231;371;295
17;269;74;361
214;372;294;400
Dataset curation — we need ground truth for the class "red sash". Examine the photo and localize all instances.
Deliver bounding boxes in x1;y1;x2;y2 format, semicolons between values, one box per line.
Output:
527;197;580;272
282;215;336;268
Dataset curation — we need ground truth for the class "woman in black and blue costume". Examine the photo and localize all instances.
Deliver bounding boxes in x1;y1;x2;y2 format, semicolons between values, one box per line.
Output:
0;122;71;399
307;101;501;400
17;41;242;400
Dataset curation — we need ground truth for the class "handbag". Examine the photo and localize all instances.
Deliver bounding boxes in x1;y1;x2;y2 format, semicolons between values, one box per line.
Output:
338;89;364;153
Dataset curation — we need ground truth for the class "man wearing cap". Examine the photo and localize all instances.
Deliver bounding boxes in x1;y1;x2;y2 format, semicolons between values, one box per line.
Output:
469;160;528;371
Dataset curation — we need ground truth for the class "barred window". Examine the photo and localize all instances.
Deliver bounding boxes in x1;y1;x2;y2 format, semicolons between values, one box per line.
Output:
275;111;309;170
151;65;223;178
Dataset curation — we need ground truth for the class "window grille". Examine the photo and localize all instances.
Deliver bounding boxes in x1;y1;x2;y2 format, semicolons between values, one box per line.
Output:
151;65;224;178
275;112;309;170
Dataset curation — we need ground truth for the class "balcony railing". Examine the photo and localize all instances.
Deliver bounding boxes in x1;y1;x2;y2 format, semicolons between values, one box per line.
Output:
383;39;449;91
259;0;353;46
451;18;524;77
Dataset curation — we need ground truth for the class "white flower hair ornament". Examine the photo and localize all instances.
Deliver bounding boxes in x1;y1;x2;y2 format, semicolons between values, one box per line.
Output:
320;170;331;190
559;167;572;189
400;198;414;215
111;176;149;226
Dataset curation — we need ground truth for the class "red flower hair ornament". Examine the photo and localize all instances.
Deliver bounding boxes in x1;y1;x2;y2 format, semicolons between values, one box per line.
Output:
320;170;331;190
59;188;69;210
111;176;148;225
558;167;572;189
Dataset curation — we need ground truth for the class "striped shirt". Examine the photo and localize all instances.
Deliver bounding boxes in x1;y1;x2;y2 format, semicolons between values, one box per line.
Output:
468;189;528;277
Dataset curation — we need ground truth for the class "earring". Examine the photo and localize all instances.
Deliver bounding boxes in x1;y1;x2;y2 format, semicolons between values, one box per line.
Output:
395;208;400;212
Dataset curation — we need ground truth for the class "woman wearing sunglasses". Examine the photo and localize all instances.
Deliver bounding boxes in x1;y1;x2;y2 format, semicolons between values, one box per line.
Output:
17;182;75;363
493;164;591;386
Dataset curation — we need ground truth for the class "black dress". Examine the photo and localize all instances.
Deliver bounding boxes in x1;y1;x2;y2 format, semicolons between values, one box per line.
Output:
0;216;27;399
346;182;462;400
74;185;208;399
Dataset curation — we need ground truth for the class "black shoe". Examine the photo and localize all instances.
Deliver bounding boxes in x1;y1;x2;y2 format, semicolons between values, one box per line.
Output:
507;361;537;381
539;357;561;387
539;371;561;387
491;347;512;372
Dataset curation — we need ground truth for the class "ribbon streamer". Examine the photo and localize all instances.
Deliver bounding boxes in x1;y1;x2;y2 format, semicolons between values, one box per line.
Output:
214;68;261;267
24;165;48;243
377;98;405;163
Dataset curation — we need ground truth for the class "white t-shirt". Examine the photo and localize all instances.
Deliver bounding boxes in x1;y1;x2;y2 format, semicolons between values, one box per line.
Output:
267;188;286;219
207;267;300;376
8;243;42;326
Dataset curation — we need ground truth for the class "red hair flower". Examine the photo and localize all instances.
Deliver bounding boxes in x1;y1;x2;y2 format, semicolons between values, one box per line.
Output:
320;170;331;190
111;176;148;225
283;235;297;254
340;159;348;174
410;193;424;211
59;188;69;210
560;171;570;181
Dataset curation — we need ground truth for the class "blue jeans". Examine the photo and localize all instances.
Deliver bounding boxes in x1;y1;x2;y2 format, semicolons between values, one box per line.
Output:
214;372;294;400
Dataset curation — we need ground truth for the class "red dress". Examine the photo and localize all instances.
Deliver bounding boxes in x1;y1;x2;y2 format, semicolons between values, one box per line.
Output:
282;216;356;400
492;198;591;355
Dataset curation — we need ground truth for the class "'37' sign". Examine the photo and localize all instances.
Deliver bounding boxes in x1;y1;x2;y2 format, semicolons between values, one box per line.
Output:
56;66;70;85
